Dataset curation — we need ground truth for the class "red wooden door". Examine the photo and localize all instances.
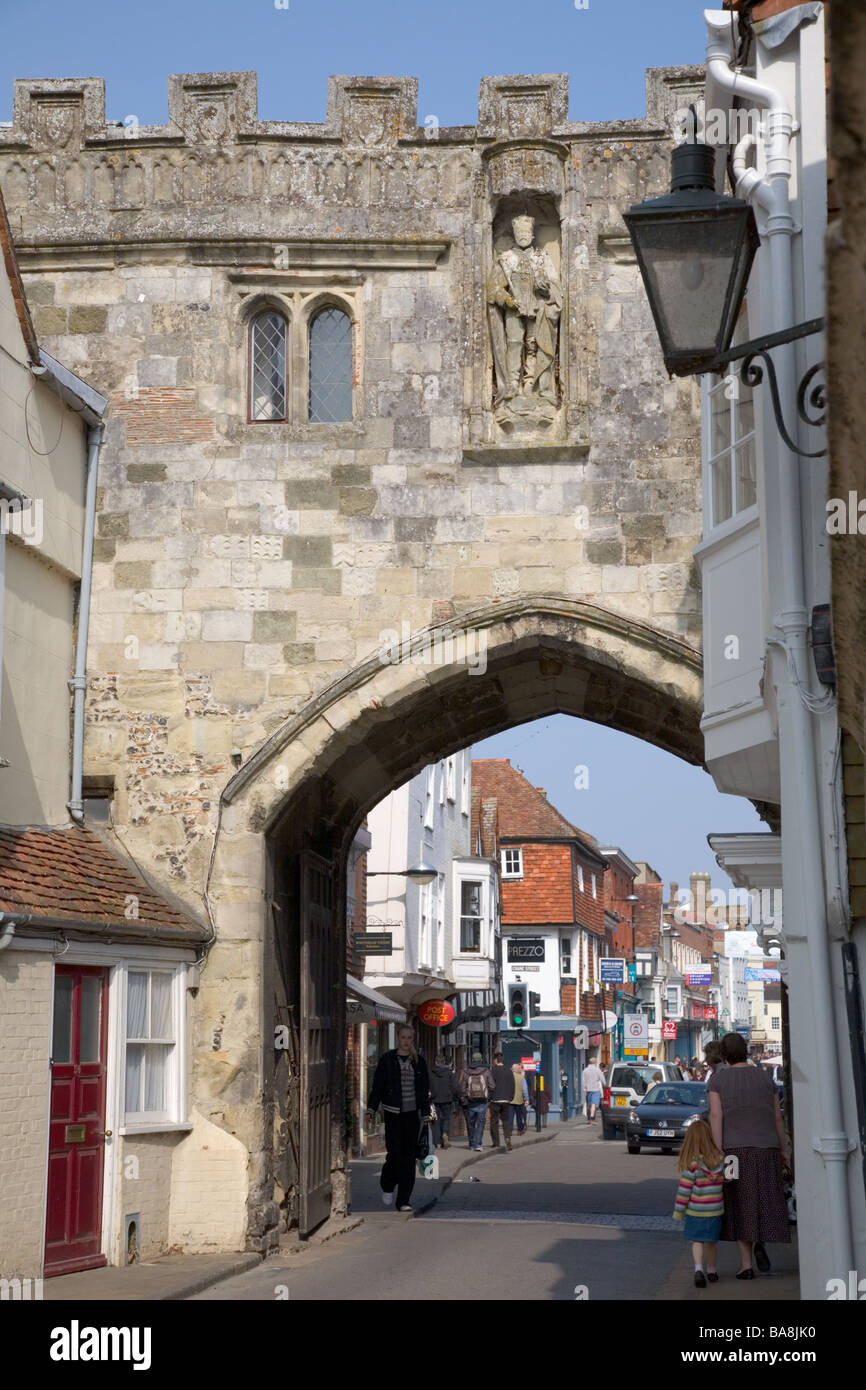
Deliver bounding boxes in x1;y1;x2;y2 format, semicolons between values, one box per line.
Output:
44;965;109;1277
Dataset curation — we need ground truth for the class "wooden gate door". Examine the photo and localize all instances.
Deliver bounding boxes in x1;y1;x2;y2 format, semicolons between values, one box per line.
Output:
44;965;109;1277
299;850;335;1235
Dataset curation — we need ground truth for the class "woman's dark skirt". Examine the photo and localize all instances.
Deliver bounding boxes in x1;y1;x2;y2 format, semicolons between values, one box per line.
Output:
721;1146;791;1243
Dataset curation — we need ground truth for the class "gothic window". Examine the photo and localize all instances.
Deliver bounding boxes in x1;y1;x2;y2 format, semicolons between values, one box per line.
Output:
250;310;288;422
308;307;353;423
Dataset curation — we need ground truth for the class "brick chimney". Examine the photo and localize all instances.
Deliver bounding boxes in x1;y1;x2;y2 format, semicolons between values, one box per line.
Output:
536;787;546;798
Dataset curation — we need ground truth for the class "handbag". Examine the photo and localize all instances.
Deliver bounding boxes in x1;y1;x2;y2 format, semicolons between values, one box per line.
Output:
415;1117;433;1160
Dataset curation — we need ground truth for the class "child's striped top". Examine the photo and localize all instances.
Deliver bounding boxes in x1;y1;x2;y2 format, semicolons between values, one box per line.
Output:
673;1160;725;1219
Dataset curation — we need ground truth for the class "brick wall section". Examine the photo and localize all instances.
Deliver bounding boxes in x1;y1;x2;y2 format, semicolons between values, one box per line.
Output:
502;842;574;924
113;387;215;446
118;1132;183;1262
0;950;52;1277
633;881;664;949
561;981;577;1014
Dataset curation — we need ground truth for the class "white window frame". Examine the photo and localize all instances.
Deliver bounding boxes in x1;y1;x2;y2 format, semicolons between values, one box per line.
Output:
461;757;469;817
560;934;572;975
702;312;757;533
124;965;183;1126
457;877;485;955
577;865;584;893
424;765;435;830
418;880;432;969
439;759;445;805
446;755;456;803
435;874;445;970
501;848;523;879
591;872;597;900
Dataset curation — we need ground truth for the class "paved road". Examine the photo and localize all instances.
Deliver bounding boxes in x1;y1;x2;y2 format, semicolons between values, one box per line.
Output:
194;1122;798;1301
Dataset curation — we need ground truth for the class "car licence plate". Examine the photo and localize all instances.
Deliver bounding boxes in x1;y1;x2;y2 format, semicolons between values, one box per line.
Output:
615;1096;627;1106
648;1129;676;1138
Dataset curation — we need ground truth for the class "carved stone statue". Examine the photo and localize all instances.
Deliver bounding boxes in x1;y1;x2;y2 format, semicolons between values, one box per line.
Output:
487;214;562;418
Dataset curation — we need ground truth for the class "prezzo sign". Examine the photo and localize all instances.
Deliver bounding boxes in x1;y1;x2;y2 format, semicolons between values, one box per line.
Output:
507;938;546;963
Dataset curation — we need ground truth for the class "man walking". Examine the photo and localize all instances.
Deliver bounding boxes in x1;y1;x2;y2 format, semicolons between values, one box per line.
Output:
366;1023;430;1212
429;1053;458;1149
581;1054;606;1124
458;1051;494;1151
511;1063;529;1134
489;1051;516;1151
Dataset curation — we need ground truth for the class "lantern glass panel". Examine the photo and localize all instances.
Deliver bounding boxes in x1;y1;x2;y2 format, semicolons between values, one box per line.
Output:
633;211;747;359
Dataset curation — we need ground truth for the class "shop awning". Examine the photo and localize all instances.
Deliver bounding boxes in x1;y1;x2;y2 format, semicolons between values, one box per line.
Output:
346;975;407;1024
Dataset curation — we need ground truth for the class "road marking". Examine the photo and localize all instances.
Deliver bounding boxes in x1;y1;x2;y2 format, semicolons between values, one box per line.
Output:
421;1210;679;1231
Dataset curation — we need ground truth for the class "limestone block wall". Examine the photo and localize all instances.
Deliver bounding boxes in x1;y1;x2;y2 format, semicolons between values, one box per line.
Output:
0;65;705;914
0;66;707;1246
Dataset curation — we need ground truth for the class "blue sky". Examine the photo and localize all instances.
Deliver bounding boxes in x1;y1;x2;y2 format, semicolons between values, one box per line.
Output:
473;715;765;895
1;0;707;127
2;1;764;890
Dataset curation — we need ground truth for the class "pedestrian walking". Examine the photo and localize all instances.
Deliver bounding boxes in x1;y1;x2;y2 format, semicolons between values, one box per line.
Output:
365;1023;431;1212
672;1118;726;1287
489;1051;516;1150
429;1052;458;1149
458;1051;494;1151
531;1076;551;1126
581;1055;606;1123
707;1031;791;1278
702;1041;724;1079
510;1063;529;1134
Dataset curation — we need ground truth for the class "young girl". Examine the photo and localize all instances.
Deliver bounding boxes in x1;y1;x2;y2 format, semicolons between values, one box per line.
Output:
672;1118;725;1287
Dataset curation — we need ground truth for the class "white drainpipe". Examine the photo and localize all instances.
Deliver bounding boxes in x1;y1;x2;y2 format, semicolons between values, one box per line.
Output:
67;423;104;823
705;12;853;1284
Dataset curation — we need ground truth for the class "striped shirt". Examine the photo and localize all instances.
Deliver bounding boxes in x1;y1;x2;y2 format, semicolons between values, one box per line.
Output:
673;1160;725;1220
399;1055;416;1112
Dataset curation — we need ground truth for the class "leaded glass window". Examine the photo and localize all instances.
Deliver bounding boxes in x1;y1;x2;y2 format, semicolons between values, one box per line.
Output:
309;307;353;423
250;310;287;421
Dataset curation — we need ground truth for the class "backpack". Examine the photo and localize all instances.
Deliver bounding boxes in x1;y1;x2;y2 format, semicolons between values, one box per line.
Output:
466;1068;489;1101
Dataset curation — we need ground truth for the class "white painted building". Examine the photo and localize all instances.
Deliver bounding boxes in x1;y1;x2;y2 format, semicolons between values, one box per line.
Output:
694;4;863;1295
363;749;500;1052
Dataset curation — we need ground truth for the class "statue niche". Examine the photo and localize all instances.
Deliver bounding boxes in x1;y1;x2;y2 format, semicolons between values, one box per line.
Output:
487;208;561;432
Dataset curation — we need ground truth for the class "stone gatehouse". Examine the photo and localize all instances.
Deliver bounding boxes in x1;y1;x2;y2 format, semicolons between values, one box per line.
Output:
0;65;706;1253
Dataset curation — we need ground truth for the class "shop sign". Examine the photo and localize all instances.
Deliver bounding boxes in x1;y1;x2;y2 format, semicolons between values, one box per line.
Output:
507;938;546;962
417;999;455;1027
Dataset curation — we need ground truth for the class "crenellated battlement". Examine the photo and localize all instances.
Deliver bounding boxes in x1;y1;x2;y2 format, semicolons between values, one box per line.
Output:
0;68;702;240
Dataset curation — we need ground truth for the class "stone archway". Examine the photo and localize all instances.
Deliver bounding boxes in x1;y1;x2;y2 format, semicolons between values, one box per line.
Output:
188;597;702;1248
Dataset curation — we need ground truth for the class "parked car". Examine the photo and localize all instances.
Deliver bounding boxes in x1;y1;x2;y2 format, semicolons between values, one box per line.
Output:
625;1081;709;1154
601;1061;683;1140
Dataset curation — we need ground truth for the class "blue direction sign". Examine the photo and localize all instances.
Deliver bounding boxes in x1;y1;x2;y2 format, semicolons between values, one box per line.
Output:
627;964;638;982
600;958;625;984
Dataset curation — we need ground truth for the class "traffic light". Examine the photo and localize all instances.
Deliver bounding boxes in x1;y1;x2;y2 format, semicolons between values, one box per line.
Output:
508;983;528;1029
529;991;541;1016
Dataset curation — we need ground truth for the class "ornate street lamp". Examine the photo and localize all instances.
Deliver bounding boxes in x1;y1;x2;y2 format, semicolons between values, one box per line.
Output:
624;141;826;458
624;142;759;378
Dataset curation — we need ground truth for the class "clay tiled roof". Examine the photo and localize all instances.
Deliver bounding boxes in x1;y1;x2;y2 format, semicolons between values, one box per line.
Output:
0;824;208;941
471;759;604;860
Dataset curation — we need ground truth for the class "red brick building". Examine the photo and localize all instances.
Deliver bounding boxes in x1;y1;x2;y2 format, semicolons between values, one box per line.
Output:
471;759;609;1109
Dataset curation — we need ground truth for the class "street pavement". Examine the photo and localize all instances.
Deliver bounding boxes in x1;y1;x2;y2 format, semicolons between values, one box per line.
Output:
194;1118;800;1302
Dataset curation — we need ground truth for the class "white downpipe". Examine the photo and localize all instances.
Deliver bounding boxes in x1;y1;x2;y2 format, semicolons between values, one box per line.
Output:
67;423;103;823
705;12;853;1285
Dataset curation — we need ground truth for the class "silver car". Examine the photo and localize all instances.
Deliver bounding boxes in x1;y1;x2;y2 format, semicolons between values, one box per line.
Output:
600;1061;684;1139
